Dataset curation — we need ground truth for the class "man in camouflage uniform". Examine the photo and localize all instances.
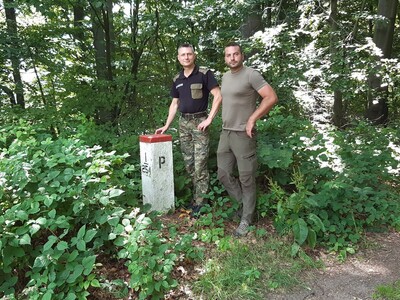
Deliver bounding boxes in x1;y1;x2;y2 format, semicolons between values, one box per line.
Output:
156;43;222;215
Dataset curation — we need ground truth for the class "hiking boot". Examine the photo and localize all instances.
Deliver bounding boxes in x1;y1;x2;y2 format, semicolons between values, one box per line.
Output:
189;204;204;218
232;208;242;221
233;220;249;237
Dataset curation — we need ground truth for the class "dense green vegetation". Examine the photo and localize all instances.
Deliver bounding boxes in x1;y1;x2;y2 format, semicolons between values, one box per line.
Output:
1;0;399;299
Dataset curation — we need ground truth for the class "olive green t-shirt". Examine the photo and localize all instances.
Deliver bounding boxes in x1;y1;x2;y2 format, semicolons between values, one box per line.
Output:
220;66;269;131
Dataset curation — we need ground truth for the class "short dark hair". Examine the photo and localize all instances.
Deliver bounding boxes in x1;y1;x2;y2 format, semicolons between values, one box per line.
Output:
178;43;195;52
225;42;243;53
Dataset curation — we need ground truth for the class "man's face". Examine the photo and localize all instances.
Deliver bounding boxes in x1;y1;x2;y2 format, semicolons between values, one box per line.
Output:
177;47;196;68
224;46;244;70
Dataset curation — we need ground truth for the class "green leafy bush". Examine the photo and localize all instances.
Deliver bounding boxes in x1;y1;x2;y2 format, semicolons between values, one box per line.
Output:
0;116;200;299
0;119;137;298
257;110;400;254
118;214;203;300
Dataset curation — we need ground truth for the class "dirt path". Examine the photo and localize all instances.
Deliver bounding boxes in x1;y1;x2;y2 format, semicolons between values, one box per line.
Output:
269;231;400;300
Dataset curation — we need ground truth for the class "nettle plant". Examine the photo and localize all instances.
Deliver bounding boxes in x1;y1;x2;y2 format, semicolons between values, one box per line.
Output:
0;119;201;299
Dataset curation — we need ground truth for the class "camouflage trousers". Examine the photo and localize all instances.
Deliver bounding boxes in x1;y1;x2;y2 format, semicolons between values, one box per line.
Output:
179;116;210;205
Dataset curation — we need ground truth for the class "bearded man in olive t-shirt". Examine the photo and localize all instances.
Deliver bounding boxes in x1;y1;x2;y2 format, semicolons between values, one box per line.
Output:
217;42;278;237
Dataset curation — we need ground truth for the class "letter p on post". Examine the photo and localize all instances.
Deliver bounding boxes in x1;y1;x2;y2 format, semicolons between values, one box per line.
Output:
139;134;175;212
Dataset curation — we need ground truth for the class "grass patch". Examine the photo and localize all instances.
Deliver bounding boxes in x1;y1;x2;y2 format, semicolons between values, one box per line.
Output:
192;235;322;300
373;280;400;300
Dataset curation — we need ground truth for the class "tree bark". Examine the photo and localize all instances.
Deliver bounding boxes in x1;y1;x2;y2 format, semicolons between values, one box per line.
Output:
91;4;108;81
124;0;149;108
329;0;344;127
241;4;263;38
0;84;16;105
4;0;25;108
373;0;398;59
90;1;119;124
366;0;398;124
265;0;272;28
73;0;86;50
103;0;115;81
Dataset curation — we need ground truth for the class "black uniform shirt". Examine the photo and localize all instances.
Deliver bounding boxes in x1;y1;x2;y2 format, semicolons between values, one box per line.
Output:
171;65;219;114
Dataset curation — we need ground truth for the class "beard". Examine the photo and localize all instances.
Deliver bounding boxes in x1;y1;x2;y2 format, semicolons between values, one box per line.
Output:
227;61;243;69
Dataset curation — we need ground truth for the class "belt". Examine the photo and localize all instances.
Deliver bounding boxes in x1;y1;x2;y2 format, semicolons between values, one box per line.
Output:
180;111;207;120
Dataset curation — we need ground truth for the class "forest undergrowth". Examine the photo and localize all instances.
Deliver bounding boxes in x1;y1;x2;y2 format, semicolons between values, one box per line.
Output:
1;108;399;299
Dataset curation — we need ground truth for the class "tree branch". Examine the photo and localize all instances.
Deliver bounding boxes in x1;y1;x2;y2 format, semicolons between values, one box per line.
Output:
0;84;16;105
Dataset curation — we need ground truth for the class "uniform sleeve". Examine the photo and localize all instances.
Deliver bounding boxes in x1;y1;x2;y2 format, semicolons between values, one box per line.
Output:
170;81;179;98
205;70;219;91
249;69;269;91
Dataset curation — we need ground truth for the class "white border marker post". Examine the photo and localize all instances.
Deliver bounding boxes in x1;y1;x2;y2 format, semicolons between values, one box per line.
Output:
139;134;175;212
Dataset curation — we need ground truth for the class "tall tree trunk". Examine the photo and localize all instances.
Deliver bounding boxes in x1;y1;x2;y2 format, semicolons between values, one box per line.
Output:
241;4;263;38
4;0;25;108
123;0;156;111
366;0;398;124
125;0;146;108
91;5;108;81
90;1;118;124
329;0;344;127
265;0;272;28
90;0;115;81
373;0;398;58
104;0;115;81
73;0;86;49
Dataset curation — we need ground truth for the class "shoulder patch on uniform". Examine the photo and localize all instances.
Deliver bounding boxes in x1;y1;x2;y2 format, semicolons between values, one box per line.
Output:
198;67;209;75
173;73;180;82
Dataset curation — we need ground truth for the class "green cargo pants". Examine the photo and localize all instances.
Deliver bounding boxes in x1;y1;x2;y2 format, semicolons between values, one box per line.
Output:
217;129;258;224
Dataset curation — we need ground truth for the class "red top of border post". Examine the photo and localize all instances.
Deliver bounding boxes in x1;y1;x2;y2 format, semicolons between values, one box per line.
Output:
139;134;172;143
